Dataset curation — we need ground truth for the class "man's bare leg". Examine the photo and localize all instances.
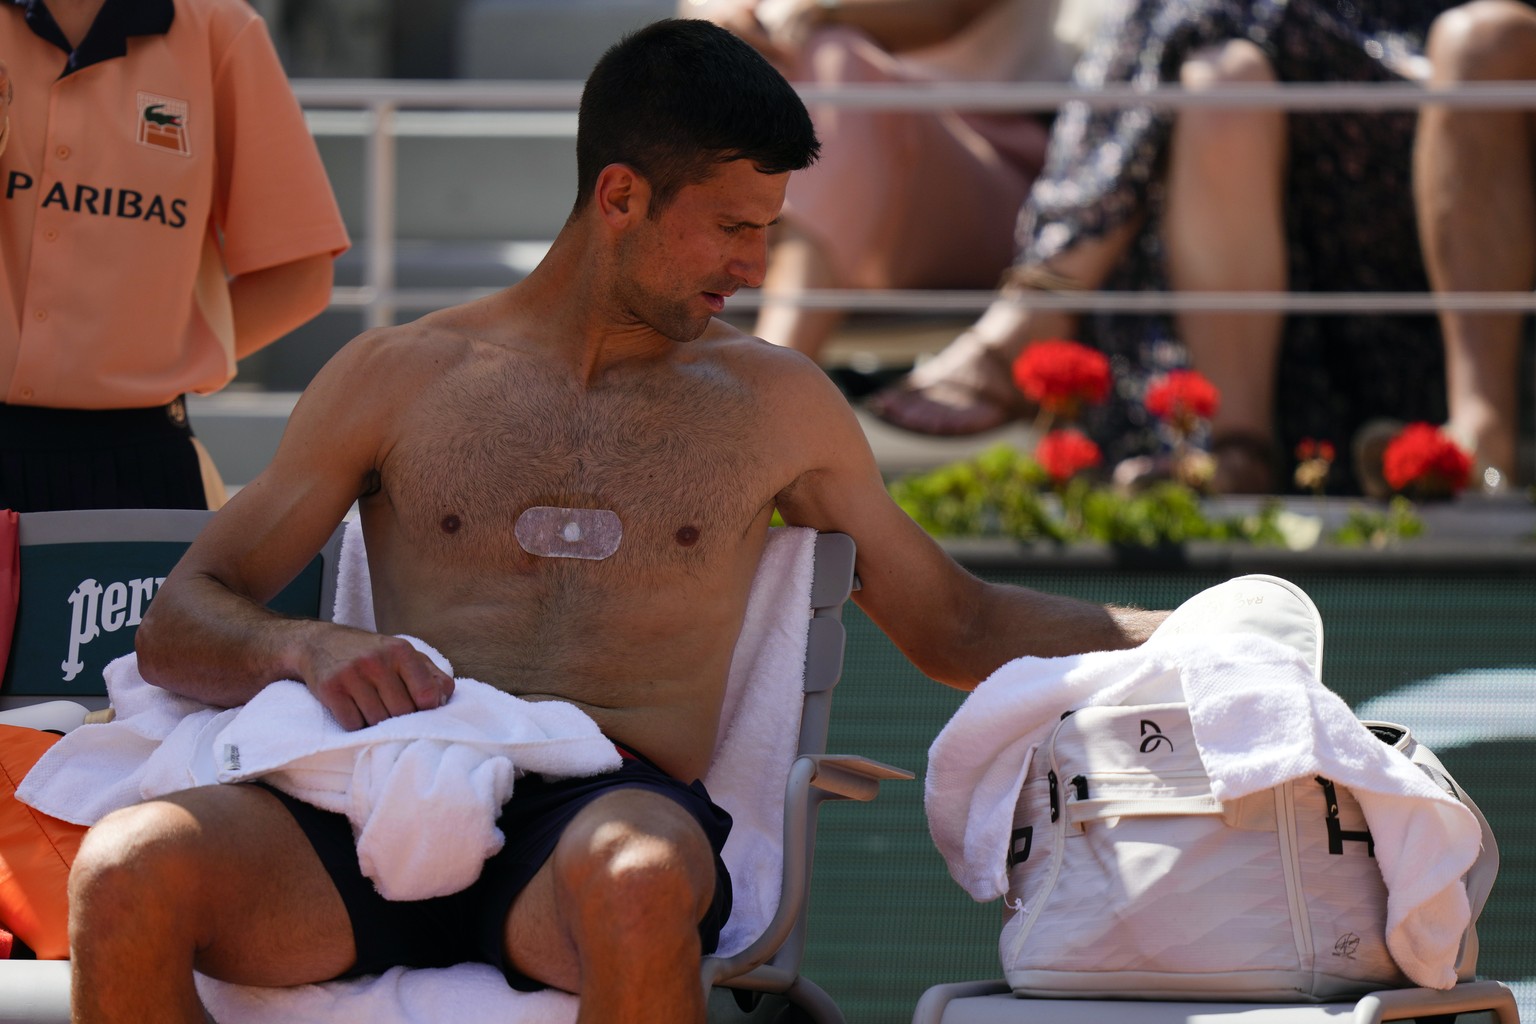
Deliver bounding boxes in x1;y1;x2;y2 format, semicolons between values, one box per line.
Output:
502;788;720;1023
69;785;356;1024
1163;40;1288;493
1415;0;1536;488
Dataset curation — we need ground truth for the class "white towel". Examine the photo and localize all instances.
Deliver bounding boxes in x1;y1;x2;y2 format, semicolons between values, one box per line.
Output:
17;654;232;824
211;636;621;901
925;633;1481;990
330;513;375;633
703;522;815;955
20;521;818;1024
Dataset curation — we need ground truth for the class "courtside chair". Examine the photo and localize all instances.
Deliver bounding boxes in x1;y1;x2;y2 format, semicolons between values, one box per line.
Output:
0;518;909;1024
705;531;913;1023
910;979;1520;1024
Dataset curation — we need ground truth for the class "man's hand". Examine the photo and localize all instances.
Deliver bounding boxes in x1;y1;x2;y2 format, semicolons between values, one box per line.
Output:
299;631;455;730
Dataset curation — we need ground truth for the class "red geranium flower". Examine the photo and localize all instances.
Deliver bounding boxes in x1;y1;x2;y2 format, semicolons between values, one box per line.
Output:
1293;437;1336;495
1295;438;1336;463
1012;340;1111;417
1035;428;1102;483
1145;370;1220;426
1382;422;1472;497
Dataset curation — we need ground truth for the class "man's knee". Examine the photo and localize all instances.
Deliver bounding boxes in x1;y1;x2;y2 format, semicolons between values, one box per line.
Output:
553;791;715;931
1428;0;1536;81
70;802;207;936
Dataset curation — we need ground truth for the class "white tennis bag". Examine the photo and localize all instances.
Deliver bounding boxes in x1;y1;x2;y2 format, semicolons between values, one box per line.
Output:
1000;576;1497;1002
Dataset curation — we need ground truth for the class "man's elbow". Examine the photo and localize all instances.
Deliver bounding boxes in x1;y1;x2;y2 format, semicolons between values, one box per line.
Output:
904;639;998;693
133;595;176;684
133;574;204;684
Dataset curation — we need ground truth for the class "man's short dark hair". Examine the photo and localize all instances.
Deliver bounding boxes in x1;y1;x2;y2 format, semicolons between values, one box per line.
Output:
573;18;820;216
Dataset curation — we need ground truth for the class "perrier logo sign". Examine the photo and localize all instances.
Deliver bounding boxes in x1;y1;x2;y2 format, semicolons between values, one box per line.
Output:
136;92;191;157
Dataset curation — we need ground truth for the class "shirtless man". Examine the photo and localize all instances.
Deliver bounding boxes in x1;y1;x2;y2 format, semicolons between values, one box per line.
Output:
66;19;1161;1024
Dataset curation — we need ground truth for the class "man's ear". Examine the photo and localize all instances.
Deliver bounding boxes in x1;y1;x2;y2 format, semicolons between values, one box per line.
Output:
595;163;650;228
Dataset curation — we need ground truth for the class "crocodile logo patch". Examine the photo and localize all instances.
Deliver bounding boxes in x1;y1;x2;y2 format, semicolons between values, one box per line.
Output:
136;93;190;156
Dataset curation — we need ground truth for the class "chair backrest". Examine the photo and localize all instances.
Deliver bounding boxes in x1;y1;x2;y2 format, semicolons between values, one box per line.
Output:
775;531;855;971
800;532;857;756
1;509;344;709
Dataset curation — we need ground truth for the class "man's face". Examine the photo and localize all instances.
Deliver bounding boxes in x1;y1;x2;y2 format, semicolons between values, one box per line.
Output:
614;159;789;344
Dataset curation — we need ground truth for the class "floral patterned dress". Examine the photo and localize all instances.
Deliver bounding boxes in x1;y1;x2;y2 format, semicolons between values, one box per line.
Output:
1020;0;1489;493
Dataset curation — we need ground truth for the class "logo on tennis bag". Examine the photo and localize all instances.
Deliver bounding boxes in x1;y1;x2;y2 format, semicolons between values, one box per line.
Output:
1001;706;1496;1002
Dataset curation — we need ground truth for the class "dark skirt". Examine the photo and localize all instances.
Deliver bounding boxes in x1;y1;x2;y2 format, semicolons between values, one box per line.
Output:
0;400;208;512
1018;0;1485;492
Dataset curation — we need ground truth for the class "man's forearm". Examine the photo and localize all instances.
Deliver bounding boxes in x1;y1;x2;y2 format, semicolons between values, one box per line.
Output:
135;571;328;707
923;583;1166;690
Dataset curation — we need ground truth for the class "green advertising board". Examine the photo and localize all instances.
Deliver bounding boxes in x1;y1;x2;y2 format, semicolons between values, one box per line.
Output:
2;511;339;700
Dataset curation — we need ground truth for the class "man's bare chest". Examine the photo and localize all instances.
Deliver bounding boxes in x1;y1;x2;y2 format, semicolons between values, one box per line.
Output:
381;365;771;566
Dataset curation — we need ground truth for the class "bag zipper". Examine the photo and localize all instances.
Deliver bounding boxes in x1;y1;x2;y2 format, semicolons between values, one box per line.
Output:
1005;729;1075;966
1276;780;1314;974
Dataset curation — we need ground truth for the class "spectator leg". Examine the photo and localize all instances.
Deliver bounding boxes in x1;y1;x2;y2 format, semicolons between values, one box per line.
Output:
1415;0;1536;489
1162;39;1288;494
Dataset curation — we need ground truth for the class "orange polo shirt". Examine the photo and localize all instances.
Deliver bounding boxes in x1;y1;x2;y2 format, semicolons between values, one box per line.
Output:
0;0;349;410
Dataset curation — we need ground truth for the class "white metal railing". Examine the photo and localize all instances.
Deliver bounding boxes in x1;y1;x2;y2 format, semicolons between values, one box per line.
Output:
291;79;1536;331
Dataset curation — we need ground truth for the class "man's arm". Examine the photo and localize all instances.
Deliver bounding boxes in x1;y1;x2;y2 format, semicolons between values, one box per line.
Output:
136;332;453;728
771;358;1164;690
229;252;336;360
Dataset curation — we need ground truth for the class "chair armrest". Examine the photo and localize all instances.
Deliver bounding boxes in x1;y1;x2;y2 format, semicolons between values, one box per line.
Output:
803;754;913;802
701;753;912;993
1356;981;1521;1024
910;979;1012;1024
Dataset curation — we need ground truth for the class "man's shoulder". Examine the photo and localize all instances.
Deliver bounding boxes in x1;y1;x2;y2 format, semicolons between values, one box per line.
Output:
319;319;476;394
699;320;834;386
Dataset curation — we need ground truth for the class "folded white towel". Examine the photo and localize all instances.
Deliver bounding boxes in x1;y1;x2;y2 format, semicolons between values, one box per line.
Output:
925;633;1481;990
17;653;231;824
212;636;621;901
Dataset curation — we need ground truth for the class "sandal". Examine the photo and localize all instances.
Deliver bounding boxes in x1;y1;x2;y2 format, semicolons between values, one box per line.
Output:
865;264;1083;436
866;329;1035;436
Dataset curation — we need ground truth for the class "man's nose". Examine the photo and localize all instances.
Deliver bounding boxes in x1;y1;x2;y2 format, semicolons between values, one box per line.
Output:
731;238;769;289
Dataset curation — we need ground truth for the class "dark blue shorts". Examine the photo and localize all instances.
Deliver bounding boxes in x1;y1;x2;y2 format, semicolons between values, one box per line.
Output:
258;746;733;990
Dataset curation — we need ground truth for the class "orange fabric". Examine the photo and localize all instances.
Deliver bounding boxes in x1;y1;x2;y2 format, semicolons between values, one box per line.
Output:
0;726;88;959
0;510;16;678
